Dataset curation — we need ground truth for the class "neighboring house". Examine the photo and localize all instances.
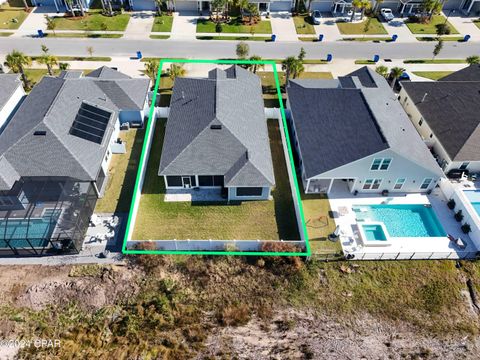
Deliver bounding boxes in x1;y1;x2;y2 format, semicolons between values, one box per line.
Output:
150;0;293;12
400;65;480;174
373;0;472;15
158;66;275;201
286;67;444;195
0;67;150;256
31;0;96;12
0;74;24;131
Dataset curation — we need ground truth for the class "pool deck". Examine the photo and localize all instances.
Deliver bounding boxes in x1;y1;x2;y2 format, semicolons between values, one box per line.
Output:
328;182;478;260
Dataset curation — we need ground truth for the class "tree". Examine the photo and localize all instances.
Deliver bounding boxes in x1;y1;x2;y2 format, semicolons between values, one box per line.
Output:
249;55;264;73
466;55;480;65
432;38;443;59
64;0;75;17
389;67;404;89
236;42;249;59
298;47;306;62
86;46;94;57
420;0;442;21
44;15;57;36
144;59;159;83
154;0;166;15
37;45;58;76
282;56;304;82
211;0;227;23
59;62;70;71
352;0;371;21
375;65;388;78
167;64;186;81
5;50;32;89
21;0;29;10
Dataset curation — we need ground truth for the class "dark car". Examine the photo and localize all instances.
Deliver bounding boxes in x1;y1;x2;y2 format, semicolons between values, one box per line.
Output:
447;169;469;179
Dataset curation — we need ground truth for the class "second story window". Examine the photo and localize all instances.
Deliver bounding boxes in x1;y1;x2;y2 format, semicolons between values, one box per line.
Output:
371;158;392;171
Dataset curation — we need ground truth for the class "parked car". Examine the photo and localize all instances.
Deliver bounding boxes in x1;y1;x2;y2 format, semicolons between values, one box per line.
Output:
311;10;321;25
447;169;469;179
381;8;395;22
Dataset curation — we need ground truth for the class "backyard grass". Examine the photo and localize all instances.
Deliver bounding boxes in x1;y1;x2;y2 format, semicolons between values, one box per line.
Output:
293;15;315;35
95;129;145;213
412;71;454;80
52;11;130;31
45;32;123;38
196;17;272;34
23;69;60;86
197;35;271;41
0;4;28;30
151;15;173;32
404;59;467;64
150;35;170;39
132;119;299;240
405;15;459;34
301;193;342;254
337;17;387;35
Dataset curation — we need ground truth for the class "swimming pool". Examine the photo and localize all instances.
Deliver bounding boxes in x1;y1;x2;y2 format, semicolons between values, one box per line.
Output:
353;204;446;238
464;190;480;218
0;211;61;248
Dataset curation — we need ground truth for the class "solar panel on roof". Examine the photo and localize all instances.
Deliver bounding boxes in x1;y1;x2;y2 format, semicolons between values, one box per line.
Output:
70;103;112;144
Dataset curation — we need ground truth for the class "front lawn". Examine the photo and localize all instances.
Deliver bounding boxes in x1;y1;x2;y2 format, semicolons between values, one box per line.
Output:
0;4;28;30
95;129;145;213
475;19;480;30
293;15;315;35
151;15;173;32
405;15;459;34
337;17;387;35
412;71;453;80
133;119;299;240
52;11;130;31
197;17;272;34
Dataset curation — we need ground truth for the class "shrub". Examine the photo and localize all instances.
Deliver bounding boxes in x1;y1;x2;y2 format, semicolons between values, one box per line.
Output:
462;223;472;234
218;303;251;326
436;23;451;35
447;198;456;210
260;242;304;273
454;210;464;222
215;22;222;33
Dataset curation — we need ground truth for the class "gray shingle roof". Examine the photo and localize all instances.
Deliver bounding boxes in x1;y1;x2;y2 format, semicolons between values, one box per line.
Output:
0;74;22;113
159;66;275;187
0;157;19;191
0;68;149;191
439;64;480;82
85;66;132;79
288;66;443;178
401;80;480;161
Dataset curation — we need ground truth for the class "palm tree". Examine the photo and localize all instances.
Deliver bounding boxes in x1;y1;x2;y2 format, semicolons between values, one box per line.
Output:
5;50;32;89
375;65;388;78
249;55;264;73
44;15;57;36
38;46;58;76
432;39;443;59
154;0;166;15
64;0;75;17
144;59;159;83
59;62;70;71
167;64;186;82
356;0;371;20
466;55;480;65
282;56;298;83
389;67;404;89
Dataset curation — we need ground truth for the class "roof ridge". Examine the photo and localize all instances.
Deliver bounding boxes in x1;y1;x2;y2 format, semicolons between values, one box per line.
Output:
227;158;273;186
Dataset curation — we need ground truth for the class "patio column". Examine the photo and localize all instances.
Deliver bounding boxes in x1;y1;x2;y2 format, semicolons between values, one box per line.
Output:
350;178;358;193
163;176;169;190
467;0;475;13
327;179;334;194
306;178;311;193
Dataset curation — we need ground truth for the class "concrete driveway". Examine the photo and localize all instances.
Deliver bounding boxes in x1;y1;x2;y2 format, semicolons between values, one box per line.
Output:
15;6;61;35
313;13;342;41
124;11;155;40
171;11;198;40
446;14;480;41
382;17;417;43
270;11;298;41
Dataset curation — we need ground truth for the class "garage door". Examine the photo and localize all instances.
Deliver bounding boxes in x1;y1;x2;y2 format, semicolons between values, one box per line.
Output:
132;0;156;11
270;1;292;11
175;0;198;12
311;1;332;12
378;1;399;10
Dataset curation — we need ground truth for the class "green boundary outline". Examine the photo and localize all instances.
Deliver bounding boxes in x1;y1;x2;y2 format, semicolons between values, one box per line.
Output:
122;58;311;256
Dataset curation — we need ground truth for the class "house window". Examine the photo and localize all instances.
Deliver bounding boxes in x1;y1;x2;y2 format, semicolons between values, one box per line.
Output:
166;176;182;187
213;176;224;186
371;158;391;171
420;178;433;190
418;118;423;126
199;176;214;186
459;162;470;170
363;179;382;190
236;187;263;197
394;178;405;190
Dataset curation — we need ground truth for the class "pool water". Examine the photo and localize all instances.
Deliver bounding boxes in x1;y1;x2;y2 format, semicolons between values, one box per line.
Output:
0;211;61;248
361;224;387;241
354;204;446;238
464;190;480;218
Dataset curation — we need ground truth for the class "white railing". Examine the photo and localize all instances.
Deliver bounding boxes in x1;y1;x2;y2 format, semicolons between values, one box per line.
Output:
347;251;478;261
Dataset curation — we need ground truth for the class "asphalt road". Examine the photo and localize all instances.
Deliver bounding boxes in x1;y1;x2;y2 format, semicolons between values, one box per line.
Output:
1;37;480;59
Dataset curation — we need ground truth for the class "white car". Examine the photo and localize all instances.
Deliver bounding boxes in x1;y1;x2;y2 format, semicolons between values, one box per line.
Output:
311;10;321;25
381;8;395;22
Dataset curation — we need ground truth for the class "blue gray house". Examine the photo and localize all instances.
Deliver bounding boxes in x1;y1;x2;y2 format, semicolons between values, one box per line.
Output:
159;66;275;201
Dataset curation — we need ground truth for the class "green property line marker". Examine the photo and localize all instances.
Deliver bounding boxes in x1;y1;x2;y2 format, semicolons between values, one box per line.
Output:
122;58;311;256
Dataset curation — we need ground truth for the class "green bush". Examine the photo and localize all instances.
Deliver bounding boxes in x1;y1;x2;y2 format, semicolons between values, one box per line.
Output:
215;22;222;33
436;23;451;35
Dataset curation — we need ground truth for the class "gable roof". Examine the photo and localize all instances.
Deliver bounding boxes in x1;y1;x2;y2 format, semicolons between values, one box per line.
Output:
85;66;132;80
288;66;443;178
159;66;275;187
0;74;22;113
401;80;480;161
439;64;480;82
0;68;149;191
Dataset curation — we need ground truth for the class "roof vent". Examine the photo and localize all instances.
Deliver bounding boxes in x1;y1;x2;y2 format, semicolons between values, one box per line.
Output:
33;130;46;136
210;124;222;130
246;151;249;160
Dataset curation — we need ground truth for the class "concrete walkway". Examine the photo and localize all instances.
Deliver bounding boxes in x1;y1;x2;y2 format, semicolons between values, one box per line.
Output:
170;11;198;40
124;11;155;40
270;12;298;42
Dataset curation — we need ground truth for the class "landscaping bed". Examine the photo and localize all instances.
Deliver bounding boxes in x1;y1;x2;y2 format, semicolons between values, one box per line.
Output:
0;4;28;29
151;15;173;32
196;17;272;34
293;15;315;35
337;17;387;35
52;11;130;31
405;15;459;34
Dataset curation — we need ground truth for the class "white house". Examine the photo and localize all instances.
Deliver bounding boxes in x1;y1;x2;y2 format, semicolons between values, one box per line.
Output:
400;65;480;174
286;67;444;195
0;74;24;131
